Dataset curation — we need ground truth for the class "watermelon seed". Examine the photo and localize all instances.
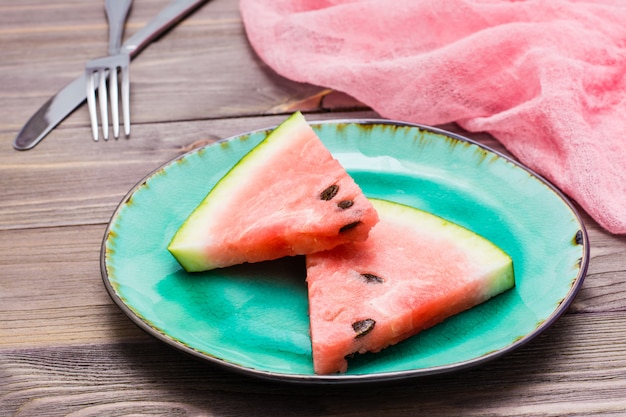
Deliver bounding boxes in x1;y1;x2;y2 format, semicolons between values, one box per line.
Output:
320;184;339;201
339;221;361;233
352;319;376;338
575;230;583;245
361;273;384;284
337;200;354;209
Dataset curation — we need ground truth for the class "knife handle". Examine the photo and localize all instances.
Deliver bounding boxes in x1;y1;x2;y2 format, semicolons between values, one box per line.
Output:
122;0;210;57
106;0;133;55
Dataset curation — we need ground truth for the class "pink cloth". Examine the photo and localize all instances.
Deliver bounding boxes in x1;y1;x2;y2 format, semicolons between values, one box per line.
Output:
240;0;626;234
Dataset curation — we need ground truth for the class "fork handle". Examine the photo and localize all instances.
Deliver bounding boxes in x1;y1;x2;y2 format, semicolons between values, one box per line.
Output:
105;0;133;55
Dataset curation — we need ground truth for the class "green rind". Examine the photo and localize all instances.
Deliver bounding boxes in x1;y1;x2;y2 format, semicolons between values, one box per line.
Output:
167;112;308;271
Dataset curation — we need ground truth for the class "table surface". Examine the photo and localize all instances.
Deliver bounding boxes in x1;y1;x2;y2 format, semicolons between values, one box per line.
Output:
2;0;626;415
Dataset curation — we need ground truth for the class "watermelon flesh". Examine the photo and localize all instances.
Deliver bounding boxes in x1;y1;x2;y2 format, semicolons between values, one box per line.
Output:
305;199;515;374
168;112;379;272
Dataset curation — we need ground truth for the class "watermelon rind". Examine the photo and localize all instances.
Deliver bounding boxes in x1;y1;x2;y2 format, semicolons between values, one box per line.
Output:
168;113;306;271
167;112;378;272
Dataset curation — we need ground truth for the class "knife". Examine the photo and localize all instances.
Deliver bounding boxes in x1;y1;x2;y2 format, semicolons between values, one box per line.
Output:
13;0;210;151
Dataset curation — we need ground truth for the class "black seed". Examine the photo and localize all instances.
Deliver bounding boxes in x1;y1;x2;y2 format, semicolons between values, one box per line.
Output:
320;184;339;201
352;319;376;338
575;230;583;245
361;273;384;284
337;200;354;209
339;221;361;233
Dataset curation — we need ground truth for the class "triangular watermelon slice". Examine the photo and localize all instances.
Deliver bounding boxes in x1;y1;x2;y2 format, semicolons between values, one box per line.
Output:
168;112;379;272
305;199;515;374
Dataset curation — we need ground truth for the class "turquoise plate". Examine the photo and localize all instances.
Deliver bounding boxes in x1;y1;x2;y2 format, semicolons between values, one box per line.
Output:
101;119;589;384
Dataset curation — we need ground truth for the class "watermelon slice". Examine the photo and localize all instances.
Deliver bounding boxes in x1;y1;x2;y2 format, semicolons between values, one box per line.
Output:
168;112;379;272
305;199;515;374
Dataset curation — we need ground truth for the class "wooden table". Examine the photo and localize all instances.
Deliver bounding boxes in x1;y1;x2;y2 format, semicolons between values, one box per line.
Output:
2;0;626;415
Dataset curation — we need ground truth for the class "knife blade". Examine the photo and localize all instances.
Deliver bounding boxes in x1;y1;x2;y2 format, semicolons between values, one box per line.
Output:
13;0;210;151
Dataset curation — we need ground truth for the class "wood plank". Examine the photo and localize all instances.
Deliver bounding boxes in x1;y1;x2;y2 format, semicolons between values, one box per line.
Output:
0;224;149;348
2;312;626;416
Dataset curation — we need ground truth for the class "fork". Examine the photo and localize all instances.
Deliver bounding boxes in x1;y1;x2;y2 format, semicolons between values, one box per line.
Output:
86;0;133;141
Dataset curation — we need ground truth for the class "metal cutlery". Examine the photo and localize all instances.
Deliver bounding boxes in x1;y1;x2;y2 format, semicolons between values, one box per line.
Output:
85;0;133;141
13;0;211;151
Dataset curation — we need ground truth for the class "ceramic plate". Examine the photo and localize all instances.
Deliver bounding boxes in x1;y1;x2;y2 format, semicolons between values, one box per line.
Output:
101;119;588;384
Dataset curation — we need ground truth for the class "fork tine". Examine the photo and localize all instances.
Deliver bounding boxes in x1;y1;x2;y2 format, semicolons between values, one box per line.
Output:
85;0;132;144
97;69;109;140
109;67;120;139
85;59;131;142
121;64;130;137
86;71;99;141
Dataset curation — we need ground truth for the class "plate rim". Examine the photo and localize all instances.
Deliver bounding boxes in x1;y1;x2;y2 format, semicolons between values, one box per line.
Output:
100;118;590;384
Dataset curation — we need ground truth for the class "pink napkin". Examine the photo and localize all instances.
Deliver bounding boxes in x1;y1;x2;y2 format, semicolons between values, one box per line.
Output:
240;0;626;234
